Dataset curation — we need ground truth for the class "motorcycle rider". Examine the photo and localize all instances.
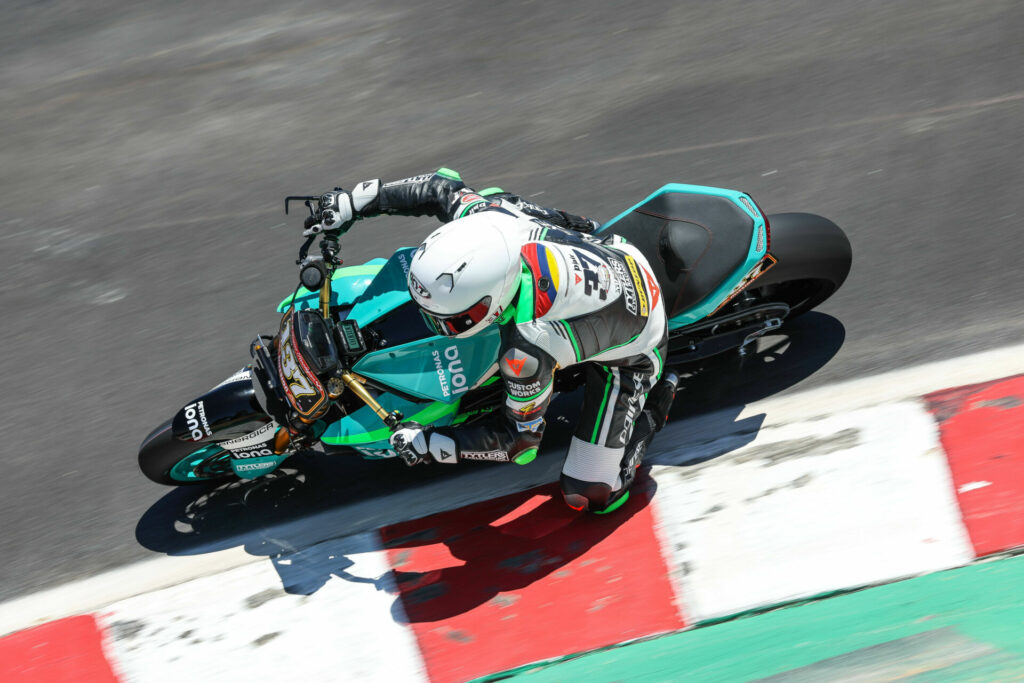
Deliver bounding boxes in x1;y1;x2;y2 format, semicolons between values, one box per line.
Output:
311;168;677;513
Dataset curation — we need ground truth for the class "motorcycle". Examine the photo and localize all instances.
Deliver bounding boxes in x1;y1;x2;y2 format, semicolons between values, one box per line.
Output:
138;183;852;485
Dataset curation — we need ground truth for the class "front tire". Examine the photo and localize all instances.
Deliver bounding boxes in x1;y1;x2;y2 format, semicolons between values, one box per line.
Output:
139;420;236;485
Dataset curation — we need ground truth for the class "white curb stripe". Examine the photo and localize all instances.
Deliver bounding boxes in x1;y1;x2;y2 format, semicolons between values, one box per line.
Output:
98;532;427;682
650;400;974;622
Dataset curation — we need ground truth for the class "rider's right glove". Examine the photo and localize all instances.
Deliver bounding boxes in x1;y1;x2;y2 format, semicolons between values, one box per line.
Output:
389;422;458;466
316;180;381;233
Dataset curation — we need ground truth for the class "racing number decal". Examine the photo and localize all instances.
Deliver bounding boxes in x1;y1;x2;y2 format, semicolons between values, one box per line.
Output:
279;321;316;398
572;249;609;300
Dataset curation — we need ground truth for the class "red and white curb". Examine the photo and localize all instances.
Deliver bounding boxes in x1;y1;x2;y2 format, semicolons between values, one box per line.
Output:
4;346;1024;682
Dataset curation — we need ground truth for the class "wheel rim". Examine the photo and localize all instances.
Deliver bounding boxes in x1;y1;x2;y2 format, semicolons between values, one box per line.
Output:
169;443;233;482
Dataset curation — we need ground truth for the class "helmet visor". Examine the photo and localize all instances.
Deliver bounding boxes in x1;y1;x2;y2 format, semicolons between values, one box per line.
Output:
421;296;492;337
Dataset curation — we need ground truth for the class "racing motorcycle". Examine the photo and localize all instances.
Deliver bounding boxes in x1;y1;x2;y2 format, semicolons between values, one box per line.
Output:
139;183;852;485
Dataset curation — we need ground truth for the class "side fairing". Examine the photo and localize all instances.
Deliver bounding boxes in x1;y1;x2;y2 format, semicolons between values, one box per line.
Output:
347;248;418;326
353;327;501;403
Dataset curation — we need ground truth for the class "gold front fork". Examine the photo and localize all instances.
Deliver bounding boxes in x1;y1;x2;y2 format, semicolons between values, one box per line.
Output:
339;371;403;429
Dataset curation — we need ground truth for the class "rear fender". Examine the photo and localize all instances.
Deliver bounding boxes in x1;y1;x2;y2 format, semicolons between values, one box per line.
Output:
170;368;272;445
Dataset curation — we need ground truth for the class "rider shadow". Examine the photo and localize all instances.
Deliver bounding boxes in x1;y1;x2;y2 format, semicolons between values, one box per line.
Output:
261;471;657;626
134;312;844;605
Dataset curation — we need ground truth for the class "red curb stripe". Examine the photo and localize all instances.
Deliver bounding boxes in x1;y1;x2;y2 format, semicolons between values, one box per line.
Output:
926;374;1024;557
0;615;120;682
381;476;684;683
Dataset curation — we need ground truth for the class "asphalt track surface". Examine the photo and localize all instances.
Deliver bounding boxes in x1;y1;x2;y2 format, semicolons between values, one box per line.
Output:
2;0;1023;604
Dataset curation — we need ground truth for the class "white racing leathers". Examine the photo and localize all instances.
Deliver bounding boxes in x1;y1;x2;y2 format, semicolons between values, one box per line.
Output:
351;170;667;511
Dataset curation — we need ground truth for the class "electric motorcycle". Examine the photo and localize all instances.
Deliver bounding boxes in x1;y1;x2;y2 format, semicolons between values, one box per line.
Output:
139;183;852;485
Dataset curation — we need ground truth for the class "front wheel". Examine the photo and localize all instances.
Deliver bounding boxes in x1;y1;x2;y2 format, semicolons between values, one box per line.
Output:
139;420;236;485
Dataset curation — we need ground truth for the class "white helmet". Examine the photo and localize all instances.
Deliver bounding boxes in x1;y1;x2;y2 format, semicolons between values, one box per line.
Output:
407;211;524;337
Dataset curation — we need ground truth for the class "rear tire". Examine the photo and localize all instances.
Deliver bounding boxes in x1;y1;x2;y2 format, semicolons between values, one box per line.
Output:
139;420;236;485
749;213;852;318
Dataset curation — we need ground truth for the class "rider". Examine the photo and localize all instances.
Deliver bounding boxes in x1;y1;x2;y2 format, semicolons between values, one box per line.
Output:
312;168;677;513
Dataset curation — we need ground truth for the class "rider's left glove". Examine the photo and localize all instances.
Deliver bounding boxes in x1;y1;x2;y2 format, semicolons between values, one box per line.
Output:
318;180;381;233
389;422;458;466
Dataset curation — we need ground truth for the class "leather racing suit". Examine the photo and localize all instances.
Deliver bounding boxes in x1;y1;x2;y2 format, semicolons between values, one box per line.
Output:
340;168;673;513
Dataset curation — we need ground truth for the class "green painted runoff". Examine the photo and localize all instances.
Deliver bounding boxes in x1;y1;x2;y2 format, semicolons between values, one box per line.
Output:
480;554;1024;682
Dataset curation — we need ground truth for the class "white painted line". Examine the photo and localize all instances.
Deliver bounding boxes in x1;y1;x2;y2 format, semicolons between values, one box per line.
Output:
99;533;427;683
959;481;993;494
651;400;974;621
4;342;1024;636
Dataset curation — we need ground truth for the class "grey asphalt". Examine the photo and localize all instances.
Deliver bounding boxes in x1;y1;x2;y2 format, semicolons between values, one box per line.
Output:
2;0;1023;604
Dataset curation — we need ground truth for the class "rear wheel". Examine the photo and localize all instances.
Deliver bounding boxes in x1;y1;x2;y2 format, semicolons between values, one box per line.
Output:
666;213;851;364
749;212;852;318
139;421;236;485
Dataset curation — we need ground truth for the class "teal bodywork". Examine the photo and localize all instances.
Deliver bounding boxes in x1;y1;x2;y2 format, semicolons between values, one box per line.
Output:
277;259;387;313
353;328;500;403
266;183;764;465
599;183;768;327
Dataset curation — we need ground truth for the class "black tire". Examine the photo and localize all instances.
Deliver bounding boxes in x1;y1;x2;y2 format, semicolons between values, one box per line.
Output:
139;420;236;486
747;213;852;318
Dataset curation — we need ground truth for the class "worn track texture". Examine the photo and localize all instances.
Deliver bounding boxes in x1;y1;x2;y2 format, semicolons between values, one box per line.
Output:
1;0;1023;601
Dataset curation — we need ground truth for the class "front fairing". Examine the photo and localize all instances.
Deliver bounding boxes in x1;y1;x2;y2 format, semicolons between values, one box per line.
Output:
274;247;502;451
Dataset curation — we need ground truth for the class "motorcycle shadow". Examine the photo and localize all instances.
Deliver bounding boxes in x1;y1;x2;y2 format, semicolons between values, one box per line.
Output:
264;473;658;624
134;312;844;605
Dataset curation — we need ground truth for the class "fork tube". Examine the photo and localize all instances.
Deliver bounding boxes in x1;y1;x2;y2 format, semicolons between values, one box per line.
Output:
320;271;332;319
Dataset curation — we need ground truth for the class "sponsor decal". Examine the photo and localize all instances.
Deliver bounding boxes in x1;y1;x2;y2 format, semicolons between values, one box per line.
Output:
397;252;411;276
432;345;470;398
184;401;212;441
618;371;646;446
212;367;251;390
609;257;637;314
437;448;457;464
231;447;274;459
709;253;778;315
625;255;650;317
505;356;526;376
644;268;661;311
508;379;543;398
516;401;537;414
384;174;432;187
460;193;483;204
409;272;431;299
568;252;582;272
235;461;277;473
462;450;510;462
516;416;545;433
220;421;278;450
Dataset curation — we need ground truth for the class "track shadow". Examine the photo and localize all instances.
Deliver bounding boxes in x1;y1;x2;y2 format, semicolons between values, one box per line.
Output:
264;472;657;625
134;312;844;598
